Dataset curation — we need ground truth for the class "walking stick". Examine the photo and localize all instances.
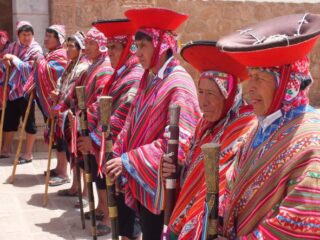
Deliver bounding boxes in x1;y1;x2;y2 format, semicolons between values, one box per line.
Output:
76;86;97;240
99;96;119;239
0;66;10;150
43;116;56;206
201;143;220;240
70;99;86;229
8;92;34;184
163;104;181;235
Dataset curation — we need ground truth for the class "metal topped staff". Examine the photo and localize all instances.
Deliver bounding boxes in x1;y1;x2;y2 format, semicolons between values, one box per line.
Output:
76;86;97;240
163;104;181;233
201;143;220;240
99;96;119;239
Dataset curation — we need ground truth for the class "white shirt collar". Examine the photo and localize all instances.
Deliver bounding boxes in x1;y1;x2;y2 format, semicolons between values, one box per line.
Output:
258;109;282;132
155;56;174;79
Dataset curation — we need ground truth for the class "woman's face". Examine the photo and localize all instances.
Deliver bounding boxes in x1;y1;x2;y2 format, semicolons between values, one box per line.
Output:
198;77;225;122
247;68;277;116
135;38;154;69
44;31;59;51
107;41;124;68
85;39;100;61
66;40;80;61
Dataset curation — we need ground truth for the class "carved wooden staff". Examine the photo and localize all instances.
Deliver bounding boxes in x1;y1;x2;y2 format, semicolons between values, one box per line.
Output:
70;99;85;229
76;86;97;240
201;143;220;240
99;96;119;240
0;66;10;150
43;116;56;206
8;92;34;184
163;104;181;229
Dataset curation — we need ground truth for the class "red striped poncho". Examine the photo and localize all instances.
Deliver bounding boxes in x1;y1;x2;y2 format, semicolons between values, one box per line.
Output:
113;58;201;214
23;46;67;117
0;40;42;101
223;105;320;239
58;54;112;132
89;55;143;146
168;104;257;239
55;55;89;139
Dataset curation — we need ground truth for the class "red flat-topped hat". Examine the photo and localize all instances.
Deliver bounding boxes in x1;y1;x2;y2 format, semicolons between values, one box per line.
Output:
217;13;320;67
124;7;188;31
92;18;136;37
181;41;248;81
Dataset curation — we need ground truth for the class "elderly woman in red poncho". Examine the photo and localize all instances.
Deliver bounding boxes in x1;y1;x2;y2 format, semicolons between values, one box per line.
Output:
217;13;320;239
163;41;257;239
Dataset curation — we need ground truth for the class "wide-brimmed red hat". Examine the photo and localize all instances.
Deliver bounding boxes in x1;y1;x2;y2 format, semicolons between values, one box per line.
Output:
181;41;248;81
92;18;136;37
124;7;188;31
217;13;320;67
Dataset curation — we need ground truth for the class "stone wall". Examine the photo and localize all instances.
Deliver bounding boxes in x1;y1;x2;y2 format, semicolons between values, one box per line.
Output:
50;0;320;106
12;0;49;48
0;0;13;39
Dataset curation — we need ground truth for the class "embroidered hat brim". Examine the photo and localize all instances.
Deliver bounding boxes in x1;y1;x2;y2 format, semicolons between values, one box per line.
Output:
92;18;136;38
217;13;320;67
124;7;188;31
181;41;248;81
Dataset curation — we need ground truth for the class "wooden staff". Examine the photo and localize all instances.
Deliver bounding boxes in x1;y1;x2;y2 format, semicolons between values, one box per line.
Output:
8;92;34;184
164;104;181;228
0;66;10;150
76;86;97;240
201;143;220;240
99;96;119;240
70;99;86;229
43;116;56;206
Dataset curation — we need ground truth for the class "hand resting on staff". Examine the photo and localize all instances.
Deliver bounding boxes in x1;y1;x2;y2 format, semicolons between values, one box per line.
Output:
77;136;94;154
162;153;176;179
105;157;123;180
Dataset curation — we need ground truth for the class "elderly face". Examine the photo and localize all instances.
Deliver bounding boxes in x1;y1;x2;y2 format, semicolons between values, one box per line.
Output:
66;40;80;62
18;31;33;47
44;31;59;51
198;77;225;122
85;39;100;61
247;68;277;116
135;38;154;69
107;41;124;68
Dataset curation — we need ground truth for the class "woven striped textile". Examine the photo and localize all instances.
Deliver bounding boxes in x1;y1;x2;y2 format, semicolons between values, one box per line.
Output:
223;105;320;239
0;40;42;101
113;58;201;214
23;46;67;118
169;104;256;240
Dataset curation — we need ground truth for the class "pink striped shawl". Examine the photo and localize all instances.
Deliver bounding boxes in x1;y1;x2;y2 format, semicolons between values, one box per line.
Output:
223;107;320;239
113;58;201;214
1;40;42;100
23;46;67;117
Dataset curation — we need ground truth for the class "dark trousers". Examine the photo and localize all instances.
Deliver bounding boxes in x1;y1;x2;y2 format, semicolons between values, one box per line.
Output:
3;97;37;134
139;204;164;240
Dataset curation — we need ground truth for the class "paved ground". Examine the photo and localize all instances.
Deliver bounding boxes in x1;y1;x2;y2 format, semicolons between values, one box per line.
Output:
0;152;111;240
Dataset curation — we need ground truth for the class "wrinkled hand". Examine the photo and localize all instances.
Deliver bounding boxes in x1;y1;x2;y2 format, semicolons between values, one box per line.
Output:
105;157;123;179
2;53;14;67
77;136;94;154
162;153;176;179
50;90;59;102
